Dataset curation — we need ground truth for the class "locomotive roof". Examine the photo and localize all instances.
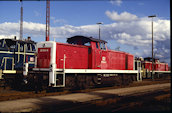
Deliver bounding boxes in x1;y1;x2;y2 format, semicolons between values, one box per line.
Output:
67;35;107;44
0;38;36;45
144;57;159;60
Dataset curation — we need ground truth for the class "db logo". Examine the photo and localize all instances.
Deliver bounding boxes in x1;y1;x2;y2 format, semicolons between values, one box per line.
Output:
101;56;106;63
102;56;106;61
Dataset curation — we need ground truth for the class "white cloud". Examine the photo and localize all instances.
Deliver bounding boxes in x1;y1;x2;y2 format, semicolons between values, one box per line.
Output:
0;22;19;39
0;13;170;65
0;35;18;39
0;21;45;39
110;0;122;6
50;16;67;25
105;11;138;22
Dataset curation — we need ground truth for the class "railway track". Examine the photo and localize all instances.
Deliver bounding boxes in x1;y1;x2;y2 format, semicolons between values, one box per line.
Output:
0;79;170;102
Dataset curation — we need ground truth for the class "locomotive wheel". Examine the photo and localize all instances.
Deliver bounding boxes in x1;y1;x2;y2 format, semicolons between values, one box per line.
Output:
65;74;98;90
77;75;86;89
114;76;122;86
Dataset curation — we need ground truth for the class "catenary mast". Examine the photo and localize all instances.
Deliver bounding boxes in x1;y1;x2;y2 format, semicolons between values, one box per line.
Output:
19;0;23;40
46;0;50;41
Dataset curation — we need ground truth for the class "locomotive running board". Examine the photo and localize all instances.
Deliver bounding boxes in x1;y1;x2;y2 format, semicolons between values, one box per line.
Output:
63;69;138;74
154;71;171;73
33;68;138;87
33;68;138;74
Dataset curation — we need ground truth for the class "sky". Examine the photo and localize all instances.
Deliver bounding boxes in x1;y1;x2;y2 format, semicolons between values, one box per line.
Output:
0;0;170;65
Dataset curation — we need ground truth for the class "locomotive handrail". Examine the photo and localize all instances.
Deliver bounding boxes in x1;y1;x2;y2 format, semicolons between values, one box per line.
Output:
23;44;26;63
17;43;20;63
63;54;66;70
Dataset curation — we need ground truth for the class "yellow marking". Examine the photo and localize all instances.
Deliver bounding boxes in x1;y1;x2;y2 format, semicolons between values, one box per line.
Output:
3;70;16;74
0;70;3;79
0;50;35;55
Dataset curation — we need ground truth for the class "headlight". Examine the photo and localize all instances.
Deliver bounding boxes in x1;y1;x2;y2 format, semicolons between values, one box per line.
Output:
30;57;35;62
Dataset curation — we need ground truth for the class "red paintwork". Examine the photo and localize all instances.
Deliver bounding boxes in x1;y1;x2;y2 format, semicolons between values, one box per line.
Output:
144;62;152;71
36;38;169;72
126;53;134;70
36;38;134;70
108;50;126;70
56;43;89;69
88;41;133;70
37;48;51;68
144;61;168;71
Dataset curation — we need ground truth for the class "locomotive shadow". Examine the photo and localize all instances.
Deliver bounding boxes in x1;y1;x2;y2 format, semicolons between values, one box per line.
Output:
31;92;121;112
31;89;170;112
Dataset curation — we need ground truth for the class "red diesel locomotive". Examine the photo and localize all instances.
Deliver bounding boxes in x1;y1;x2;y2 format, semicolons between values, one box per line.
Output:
27;35;170;90
143;57;168;71
32;35;137;89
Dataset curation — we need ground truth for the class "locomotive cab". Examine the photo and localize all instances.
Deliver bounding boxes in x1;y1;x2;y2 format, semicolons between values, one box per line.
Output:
67;35;107;50
67;35;108;69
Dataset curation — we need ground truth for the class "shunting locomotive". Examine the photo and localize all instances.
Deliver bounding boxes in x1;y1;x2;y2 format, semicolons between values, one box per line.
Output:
0;36;36;88
135;57;169;79
30;35;138;90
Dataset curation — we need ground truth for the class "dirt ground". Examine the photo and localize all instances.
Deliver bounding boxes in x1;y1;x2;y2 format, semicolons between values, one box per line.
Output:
89;89;171;112
0;81;170;112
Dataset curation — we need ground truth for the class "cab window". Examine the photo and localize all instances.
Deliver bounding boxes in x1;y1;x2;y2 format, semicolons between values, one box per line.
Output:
20;44;24;52
0;40;3;48
27;44;32;52
100;42;106;50
32;44;36;51
0;40;8;50
84;42;90;46
9;43;17;52
96;42;99;49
